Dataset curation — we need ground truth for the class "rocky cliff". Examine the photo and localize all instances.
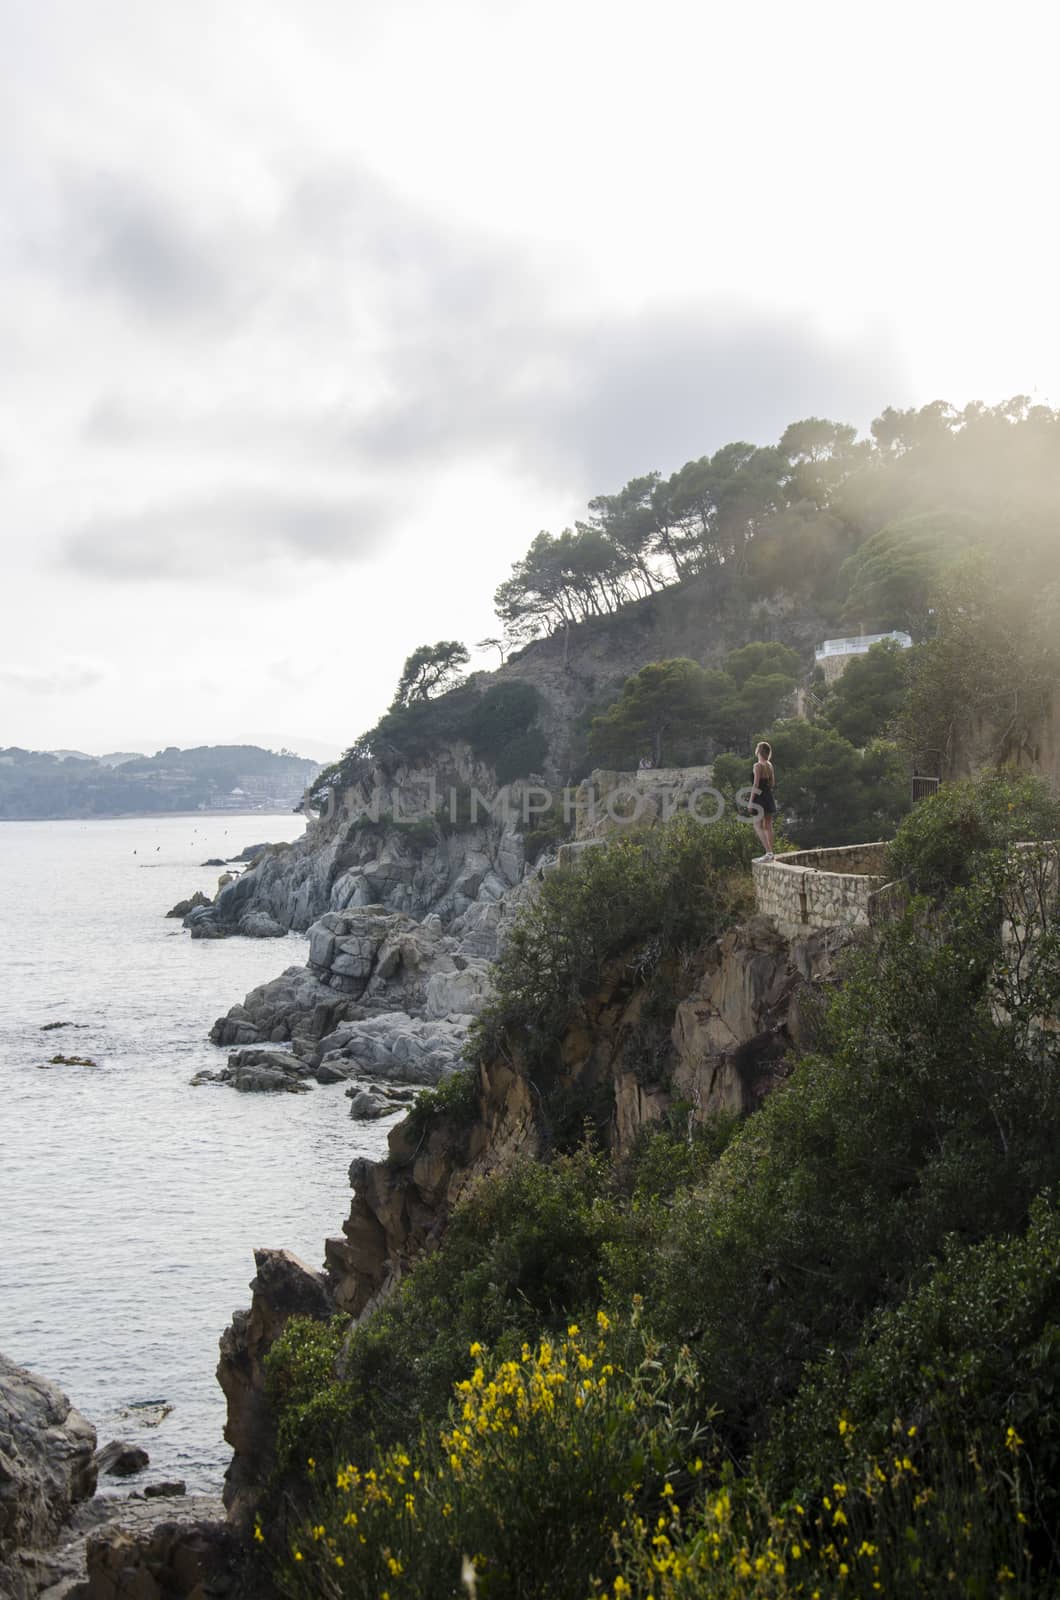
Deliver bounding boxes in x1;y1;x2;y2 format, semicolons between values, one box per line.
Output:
184;576;829;944
215;906;849;1532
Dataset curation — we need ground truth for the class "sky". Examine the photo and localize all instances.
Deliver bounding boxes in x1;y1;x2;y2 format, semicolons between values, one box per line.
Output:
2;0;1057;762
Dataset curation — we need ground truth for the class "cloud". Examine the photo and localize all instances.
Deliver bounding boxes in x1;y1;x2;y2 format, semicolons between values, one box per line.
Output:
61;486;391;581
0;658;109;695
56;175;232;321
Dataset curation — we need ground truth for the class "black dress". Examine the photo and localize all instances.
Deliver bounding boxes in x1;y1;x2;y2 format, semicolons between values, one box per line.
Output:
753;766;777;816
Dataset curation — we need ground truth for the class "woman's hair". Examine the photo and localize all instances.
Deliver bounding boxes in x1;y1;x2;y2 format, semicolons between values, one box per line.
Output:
756;741;772;760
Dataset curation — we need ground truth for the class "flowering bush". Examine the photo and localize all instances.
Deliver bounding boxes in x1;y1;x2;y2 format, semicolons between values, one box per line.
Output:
602;1420;1035;1599
272;1309;707;1600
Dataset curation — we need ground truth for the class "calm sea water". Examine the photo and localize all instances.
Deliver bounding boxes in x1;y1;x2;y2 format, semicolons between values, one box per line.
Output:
0;814;393;1494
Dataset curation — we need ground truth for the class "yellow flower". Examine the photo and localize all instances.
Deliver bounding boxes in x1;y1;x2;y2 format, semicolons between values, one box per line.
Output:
597;1310;612;1332
1005;1426;1024;1454
568;1323;580;1337
293;1551;303;1562
469;1341;483;1357
253;1525;264;1544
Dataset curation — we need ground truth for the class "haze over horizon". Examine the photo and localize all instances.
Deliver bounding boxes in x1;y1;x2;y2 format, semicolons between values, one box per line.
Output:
3;0;1057;755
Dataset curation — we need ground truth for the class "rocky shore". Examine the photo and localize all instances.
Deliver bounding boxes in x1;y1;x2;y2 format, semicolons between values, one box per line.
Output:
0;1353;233;1600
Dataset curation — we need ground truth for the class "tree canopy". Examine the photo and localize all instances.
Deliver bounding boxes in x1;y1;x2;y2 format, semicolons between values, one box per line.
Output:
491;398;1060;649
391;641;470;709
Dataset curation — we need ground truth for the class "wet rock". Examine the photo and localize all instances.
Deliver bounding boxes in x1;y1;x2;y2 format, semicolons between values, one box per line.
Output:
315;1059;354;1084
192;1047;313;1093
164;890;211;919
19;1493;224;1600
95;1441;149;1478
143;1480;186;1499
83;1513;241;1599
234;911;285;939
0;1353;97;1598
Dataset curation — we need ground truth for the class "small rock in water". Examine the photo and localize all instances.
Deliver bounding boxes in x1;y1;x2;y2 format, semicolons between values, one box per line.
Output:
123;1400;173;1428
201;857;226;866
165;888;211;919
144;1479;186;1498
47;1054;98;1067
40;1019;82;1031
95;1440;150;1477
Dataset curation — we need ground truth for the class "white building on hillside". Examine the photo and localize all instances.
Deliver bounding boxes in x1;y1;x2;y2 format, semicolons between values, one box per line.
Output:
814;630;913;684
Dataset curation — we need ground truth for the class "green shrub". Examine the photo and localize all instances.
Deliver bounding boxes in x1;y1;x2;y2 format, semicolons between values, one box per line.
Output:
518;798;574;864
468;814;756;1081
885;770;1060;899
263;1148;619;1473
400;1067;480;1145
463;681;541;760
635;865;1060;1437
494;727;548;784
766;1193;1060;1529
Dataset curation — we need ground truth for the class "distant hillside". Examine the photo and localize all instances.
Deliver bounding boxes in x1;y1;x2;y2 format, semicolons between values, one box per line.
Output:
0;744;320;820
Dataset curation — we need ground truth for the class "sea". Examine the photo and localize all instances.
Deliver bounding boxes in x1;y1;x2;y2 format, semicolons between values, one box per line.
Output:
0;813;394;1494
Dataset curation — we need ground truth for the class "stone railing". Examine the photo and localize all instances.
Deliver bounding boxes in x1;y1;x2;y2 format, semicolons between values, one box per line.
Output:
752;842;897;938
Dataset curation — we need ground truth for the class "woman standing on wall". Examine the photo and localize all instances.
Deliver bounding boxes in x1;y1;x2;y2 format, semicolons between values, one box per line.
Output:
751;740;777;859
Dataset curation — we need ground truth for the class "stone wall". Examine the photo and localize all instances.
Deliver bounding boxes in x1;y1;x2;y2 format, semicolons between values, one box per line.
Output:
752;843;892;938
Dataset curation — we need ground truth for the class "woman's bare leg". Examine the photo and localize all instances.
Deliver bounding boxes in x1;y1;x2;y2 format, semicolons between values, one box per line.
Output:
763;816;775;854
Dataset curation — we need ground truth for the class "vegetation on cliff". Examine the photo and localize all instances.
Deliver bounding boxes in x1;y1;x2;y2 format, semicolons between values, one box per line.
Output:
259;775;1060;1597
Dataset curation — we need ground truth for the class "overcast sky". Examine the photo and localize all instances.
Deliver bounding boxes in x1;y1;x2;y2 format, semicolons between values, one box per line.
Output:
2;0;1056;760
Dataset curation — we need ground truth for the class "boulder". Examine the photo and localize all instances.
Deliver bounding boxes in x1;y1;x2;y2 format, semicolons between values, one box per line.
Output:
424;963;492;1019
192;1046;313;1093
315;1060;354;1085
0;1352;97;1594
183;905;224;940
95;1441;149;1478
235;911;285;939
208;966;359;1047
228;842;274;863
318;1013;470;1086
347;1088;397;1120
143;1481;186;1499
83;1514;241;1599
164;890;210;919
